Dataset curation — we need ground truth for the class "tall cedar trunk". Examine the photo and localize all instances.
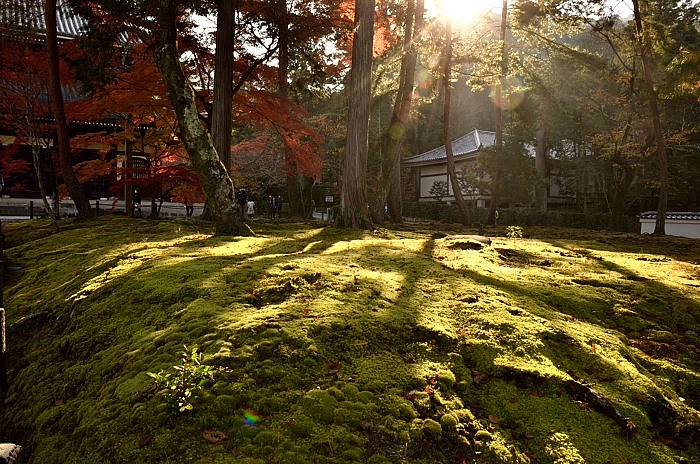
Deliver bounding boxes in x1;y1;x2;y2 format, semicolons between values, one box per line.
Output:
487;0;508;225
212;0;235;172
336;0;374;229
632;0;668;235
370;0;424;224
442;16;470;226
276;0;312;217
534;122;547;212
45;0;92;217
386;158;402;222
155;0;248;235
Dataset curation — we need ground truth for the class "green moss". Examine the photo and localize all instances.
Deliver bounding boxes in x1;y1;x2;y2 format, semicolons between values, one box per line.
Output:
436;369;457;389
2;218;699;464
327;386;345;401
365;380;386;392
454;408;477;423
356;390;375;404
385;397;418;421
341;448;365;462
253;431;278;447
423;419;442;437
474;429;493;442
333;403;367;429
545;432;586;463
341;385;360;400
410;390;432;410
114;372;152;402
366;454;393;464
299;389;338;424
439;413;459;430
280;451;313;464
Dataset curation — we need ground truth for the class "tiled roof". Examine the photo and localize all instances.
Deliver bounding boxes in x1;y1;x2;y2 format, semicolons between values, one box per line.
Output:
639;211;700;221
0;0;85;38
402;129;496;166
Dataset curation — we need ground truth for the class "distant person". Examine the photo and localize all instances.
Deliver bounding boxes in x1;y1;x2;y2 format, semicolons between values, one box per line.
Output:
236;189;248;217
133;188;142;217
275;195;284;218
246;199;255;219
185;201;194;218
269;195;276;218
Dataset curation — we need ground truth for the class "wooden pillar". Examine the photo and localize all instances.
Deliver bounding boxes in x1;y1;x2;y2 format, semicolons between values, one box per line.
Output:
125;136;134;217
0;220;6;390
0;219;3;308
1;308;6;390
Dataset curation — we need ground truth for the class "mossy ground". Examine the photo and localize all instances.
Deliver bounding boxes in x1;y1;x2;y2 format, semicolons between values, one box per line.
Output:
1;216;699;463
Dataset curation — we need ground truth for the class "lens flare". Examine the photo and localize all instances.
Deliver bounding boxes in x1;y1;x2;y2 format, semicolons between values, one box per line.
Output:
242;408;261;427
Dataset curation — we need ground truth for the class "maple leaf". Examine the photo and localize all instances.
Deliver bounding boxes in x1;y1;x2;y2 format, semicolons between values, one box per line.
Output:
202;429;228;443
327;359;340;375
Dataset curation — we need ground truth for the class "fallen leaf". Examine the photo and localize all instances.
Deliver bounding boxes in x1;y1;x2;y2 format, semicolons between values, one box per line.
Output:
657;437;681;449
531;389;543;397
472;371;489;385
203;429;228;443
328;359;340;375
138;434;153;447
488;415;502;424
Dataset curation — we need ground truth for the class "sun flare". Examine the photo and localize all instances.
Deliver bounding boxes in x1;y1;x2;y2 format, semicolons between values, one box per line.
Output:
431;0;504;24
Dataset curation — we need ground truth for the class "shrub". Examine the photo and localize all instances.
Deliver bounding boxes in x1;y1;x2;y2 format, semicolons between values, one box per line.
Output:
148;345;213;413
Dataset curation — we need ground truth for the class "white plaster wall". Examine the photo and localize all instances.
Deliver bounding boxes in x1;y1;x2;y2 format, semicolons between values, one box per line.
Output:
640;219;700;238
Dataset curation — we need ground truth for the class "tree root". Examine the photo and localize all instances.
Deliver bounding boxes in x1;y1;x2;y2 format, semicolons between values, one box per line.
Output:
563;379;637;435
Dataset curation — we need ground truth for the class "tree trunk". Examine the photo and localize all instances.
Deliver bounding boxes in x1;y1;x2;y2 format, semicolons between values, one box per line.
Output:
31;144;55;219
23;103;56;222
487;0;508;225
535;121;548;212
44;0;92;218
443;16;470;226
336;0;374;230
370;0;424;225
386;161;402;222
212;0;236;172
611;164;635;215
610;164;637;230
632;0;668;235
276;0;313;218
155;0;249;235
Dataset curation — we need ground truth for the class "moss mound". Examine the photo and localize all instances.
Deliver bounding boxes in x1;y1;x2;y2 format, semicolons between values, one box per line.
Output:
1;217;699;463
